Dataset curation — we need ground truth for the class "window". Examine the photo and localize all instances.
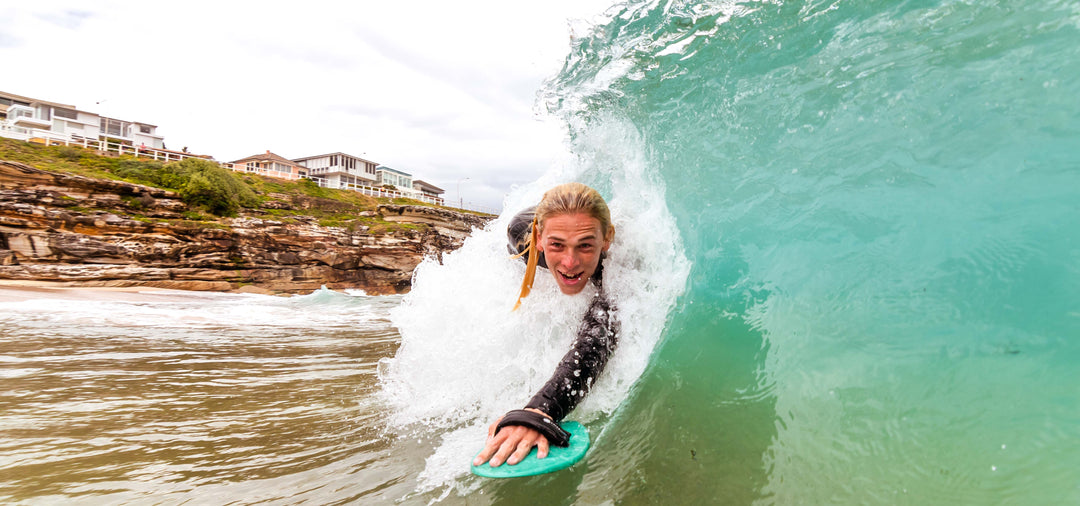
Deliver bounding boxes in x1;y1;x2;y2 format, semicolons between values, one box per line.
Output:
54;108;78;120
100;118;130;137
139;124;152;134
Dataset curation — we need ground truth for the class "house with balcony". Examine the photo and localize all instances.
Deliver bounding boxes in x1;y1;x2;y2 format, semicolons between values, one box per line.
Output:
292;152;378;189
99;116;164;149
0;91;164;149
230;151;308;180
412;180;445;203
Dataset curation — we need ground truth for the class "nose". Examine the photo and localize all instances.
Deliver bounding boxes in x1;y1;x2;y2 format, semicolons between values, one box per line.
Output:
560;251;581;270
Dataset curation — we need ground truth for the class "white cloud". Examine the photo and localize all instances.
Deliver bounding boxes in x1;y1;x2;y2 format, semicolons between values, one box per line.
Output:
1;0;616;211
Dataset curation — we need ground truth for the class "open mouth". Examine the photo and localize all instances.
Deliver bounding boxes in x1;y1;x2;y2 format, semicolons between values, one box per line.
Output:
558;271;583;284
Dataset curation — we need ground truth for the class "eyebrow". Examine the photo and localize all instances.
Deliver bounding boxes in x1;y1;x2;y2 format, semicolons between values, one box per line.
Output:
545;234;598;242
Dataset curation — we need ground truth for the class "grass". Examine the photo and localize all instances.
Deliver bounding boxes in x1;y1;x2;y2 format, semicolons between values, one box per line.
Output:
0;138;475;231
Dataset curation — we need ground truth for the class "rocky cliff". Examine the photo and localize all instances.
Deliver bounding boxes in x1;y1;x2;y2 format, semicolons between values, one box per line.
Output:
0;160;493;294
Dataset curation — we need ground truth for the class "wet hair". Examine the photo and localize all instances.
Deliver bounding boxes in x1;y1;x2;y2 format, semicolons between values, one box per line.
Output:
513;183;614;310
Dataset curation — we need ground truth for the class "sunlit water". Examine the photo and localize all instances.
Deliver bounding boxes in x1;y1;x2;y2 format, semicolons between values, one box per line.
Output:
0;288;413;504
4;0;1080;504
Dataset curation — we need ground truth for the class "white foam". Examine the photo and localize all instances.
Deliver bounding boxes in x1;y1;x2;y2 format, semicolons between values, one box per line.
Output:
378;114;690;491
0;288;399;335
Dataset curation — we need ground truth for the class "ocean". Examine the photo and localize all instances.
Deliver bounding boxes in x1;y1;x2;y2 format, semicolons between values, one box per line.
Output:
3;0;1080;503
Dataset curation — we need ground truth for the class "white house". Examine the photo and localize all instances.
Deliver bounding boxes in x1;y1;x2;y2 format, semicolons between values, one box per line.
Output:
99;116;164;149
375;166;413;190
292;152;379;189
0;91;164;149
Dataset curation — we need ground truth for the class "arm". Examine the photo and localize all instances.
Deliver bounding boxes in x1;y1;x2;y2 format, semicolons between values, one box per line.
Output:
474;290;619;467
525;289;618;421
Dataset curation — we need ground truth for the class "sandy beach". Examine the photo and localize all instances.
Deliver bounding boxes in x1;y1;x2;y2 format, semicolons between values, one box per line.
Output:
0;281;209;303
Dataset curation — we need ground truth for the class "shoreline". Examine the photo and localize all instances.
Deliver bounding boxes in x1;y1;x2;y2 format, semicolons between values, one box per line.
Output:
0;280;279;303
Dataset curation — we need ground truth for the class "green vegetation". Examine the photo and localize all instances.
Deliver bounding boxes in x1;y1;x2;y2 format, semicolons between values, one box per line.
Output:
0;138;491;233
175;159;260;216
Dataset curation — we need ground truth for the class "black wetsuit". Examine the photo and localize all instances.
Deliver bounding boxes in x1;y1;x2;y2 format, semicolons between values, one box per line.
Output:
507;208;620;422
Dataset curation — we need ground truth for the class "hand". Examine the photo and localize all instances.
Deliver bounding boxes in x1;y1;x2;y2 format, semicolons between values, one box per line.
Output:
472;408;551;467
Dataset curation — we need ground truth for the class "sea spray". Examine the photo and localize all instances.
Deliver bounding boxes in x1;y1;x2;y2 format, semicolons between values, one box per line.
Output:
377;116;690;492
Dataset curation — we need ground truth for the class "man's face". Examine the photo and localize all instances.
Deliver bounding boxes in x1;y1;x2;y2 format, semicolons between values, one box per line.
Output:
537;213;611;295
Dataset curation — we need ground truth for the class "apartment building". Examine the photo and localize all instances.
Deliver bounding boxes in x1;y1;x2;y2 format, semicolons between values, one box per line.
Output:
0;91;164;149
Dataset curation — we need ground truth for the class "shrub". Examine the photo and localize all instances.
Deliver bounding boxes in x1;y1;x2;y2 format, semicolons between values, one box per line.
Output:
53;146;83;162
168;158;259;216
113;159;171;187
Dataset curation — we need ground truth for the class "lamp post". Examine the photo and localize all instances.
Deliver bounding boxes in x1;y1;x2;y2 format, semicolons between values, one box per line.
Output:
457;177;470;210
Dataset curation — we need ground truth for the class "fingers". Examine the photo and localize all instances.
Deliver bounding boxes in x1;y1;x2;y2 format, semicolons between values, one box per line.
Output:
536;435;550;459
490;426;528;466
506;433;538;466
473;425;544;467
473;420;507;466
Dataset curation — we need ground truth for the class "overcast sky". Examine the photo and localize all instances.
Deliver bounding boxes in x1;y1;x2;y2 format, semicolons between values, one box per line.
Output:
0;0;616;211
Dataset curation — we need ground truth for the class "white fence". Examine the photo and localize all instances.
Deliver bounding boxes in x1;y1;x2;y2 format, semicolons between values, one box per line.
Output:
0;126;204;163
0;126;500;213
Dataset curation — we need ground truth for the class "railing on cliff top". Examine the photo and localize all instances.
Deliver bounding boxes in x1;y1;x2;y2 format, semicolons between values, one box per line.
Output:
0;127;497;214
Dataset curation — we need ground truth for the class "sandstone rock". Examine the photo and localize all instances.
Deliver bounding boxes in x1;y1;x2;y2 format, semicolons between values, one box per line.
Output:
0;159;494;293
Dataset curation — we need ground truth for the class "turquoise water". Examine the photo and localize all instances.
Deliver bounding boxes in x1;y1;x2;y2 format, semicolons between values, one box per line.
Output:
3;1;1079;504
538;0;1080;503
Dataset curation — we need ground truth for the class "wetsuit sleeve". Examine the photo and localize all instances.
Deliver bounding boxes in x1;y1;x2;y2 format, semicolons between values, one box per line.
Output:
525;289;619;422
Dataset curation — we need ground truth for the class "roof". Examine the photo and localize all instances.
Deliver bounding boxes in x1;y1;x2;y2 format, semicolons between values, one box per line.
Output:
292;152;379;165
230;150;299;165
412;179;445;193
0;90;76;110
376;166;412;177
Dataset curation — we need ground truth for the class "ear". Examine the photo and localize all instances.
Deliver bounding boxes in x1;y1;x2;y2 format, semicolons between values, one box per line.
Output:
602;225;615;252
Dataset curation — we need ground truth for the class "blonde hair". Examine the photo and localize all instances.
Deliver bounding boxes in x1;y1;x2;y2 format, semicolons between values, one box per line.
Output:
513;183;614;310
